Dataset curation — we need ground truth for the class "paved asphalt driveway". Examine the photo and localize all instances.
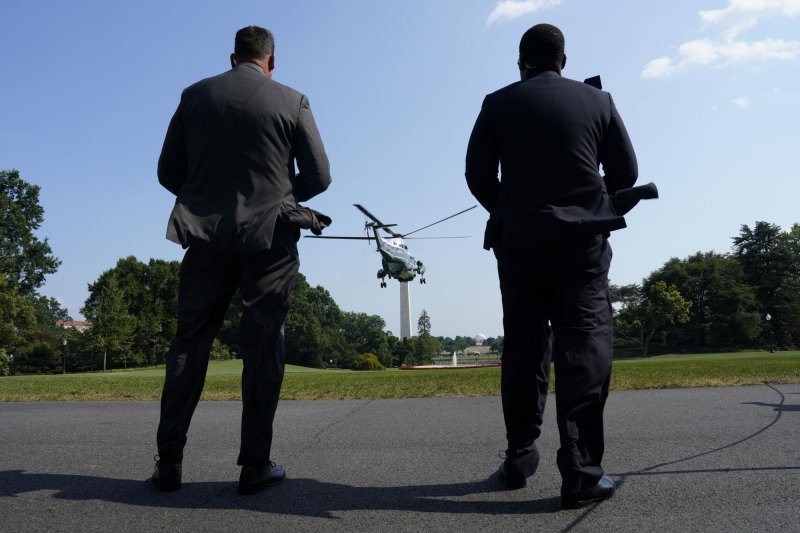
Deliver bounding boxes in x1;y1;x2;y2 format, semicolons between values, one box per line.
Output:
1;384;798;532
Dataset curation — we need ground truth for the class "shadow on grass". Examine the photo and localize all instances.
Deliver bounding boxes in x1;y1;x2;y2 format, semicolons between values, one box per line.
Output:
0;469;560;518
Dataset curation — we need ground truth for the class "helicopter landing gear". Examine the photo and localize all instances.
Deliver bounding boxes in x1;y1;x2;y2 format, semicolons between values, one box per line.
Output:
380;281;387;288
420;277;426;284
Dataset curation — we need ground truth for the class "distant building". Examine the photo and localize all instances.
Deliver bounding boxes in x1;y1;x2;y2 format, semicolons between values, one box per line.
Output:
474;333;487;346
55;320;93;333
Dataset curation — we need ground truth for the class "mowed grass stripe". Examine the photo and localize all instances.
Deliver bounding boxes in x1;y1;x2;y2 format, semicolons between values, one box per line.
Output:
1;352;798;401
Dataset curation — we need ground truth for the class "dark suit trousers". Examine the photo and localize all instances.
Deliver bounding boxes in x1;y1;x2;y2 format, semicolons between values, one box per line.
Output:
496;235;612;495
156;237;299;467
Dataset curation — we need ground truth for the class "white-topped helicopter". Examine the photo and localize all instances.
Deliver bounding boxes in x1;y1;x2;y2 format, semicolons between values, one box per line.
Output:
306;204;477;287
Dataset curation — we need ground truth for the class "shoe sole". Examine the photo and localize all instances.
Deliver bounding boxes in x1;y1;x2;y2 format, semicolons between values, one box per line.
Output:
498;466;526;490
151;478;181;492
237;475;285;495
560;492;613;510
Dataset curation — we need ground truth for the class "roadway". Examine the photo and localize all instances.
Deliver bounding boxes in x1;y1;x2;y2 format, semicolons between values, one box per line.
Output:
1;384;798;532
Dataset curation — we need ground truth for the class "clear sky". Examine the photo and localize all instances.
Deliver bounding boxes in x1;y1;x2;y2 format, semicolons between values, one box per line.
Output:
1;0;798;338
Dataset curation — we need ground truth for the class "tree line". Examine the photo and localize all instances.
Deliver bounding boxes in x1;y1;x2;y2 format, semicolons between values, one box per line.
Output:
0;170;486;373
3;168;795;374
612;221;800;355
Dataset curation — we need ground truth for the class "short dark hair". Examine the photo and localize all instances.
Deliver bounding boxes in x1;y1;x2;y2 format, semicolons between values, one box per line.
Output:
234;26;274;59
519;24;564;70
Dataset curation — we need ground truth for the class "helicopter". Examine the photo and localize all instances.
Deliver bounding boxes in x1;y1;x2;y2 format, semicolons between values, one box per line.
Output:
306;204;477;287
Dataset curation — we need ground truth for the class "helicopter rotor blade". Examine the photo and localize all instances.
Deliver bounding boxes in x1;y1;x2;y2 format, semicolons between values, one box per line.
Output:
354;204;400;237
304;235;373;240
403;236;471;240
401;205;478;238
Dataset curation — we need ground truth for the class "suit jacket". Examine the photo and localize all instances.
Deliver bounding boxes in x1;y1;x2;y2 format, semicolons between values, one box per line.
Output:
465;69;637;250
158;63;331;252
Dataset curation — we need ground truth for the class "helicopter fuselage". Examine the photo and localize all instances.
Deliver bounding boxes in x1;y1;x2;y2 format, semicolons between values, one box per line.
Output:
373;229;425;287
305;203;475;289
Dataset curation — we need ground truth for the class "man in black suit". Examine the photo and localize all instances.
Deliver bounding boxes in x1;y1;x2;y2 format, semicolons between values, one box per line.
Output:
152;25;331;495
465;24;637;509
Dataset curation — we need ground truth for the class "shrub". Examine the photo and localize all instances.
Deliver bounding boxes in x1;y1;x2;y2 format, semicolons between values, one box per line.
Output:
210;338;231;360
13;341;60;373
352;352;385;371
0;349;10;376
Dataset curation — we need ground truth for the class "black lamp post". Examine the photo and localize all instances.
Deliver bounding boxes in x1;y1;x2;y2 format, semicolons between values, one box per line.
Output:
62;338;68;374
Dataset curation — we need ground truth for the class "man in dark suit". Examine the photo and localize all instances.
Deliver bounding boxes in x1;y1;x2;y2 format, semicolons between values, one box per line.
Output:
152;25;331;495
465;24;637;509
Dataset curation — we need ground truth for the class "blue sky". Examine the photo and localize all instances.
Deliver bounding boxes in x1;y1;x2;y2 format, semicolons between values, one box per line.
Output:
1;0;798;338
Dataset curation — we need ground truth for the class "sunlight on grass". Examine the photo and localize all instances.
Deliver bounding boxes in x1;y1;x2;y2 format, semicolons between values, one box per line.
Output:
1;351;798;401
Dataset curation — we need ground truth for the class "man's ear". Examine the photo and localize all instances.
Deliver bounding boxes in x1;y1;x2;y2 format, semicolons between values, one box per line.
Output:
267;54;275;73
561;54;567;70
230;53;237;68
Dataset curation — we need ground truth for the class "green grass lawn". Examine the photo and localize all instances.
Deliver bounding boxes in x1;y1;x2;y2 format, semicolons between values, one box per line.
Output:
1;351;798;402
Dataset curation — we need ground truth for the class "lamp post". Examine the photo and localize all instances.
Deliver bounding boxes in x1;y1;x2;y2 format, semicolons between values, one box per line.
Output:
62;338;68;374
765;313;774;353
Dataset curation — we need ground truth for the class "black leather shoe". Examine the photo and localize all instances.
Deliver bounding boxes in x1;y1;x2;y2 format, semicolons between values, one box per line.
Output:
238;462;286;495
151;457;182;492
498;458;526;489
498;444;540;490
561;475;615;509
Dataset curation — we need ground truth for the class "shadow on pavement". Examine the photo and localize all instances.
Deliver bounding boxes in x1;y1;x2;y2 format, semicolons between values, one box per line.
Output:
0;470;561;517
742;401;800;412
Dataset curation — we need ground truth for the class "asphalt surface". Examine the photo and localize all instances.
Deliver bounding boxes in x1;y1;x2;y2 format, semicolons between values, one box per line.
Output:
1;384;799;532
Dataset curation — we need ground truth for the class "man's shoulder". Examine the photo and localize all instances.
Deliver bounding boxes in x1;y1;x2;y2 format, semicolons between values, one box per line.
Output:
183;68;305;99
263;77;305;101
486;80;523;100
188;69;230;88
485;74;610;111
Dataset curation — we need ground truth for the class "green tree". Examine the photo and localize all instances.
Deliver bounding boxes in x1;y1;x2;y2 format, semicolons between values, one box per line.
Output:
393;336;415;366
83;257;180;366
610;283;643;308
414;309;440;364
0;274;36;355
340;312;391;367
283;274;393;368
439;336;470;354
490;336;504;353
30;295;71;331
781;224;800;346
0;349;10;376
0;170;60;296
733;222;799;348
649;252;762;350
615;281;691;356
418;309;431;336
82;274;134;371
61;328;100;372
16;295;74;371
284;274;347;368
